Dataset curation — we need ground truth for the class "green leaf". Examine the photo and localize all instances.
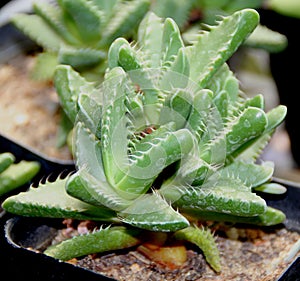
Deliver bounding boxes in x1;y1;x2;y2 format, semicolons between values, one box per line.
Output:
30;52;58;81
0;161;40;196
254;182;287;195
231;105;287;160
77;92;102;137
118;43;142;71
66;169;131;212
2;177;118;221
56;108;73;148
58;0;102;44
100;67;132;186
11;14;63;51
159;48;190;90
58;46;106;70
182;206;286;226
68;122;132;211
245;24;288;53
224;107;268;157
207;63;239;103
137;11;164;68
119;192;189;231
159;88;193;129
108;37;131;69
0;152;15;174
187;9;259;87
219;160;274;188
100;0;151;47
161;18;184;65
161;178;267;217
151;0;194;29
44;226;142;261
187;89;214;141
115;128;195;196
33;1;80;45
174;226;221;272
54;64;96;123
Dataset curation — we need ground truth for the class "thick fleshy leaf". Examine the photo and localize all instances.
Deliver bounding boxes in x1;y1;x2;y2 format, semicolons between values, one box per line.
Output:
66;170;131;212
44;226;142;261
0;161;40;196
115;128;195;196
58;0;102;44
54;64;96;123
33;1;80;45
0;152;14;174
218;160;274;188
119;192;189;231
2;177;118;221
100;0;150;47
187;9;259;87
182;206;286;226
58;46;106;69
11;14;63;51
161;18;184;65
174;226;221;272
100;67;132;185
161;178;267;217
137;11;164;67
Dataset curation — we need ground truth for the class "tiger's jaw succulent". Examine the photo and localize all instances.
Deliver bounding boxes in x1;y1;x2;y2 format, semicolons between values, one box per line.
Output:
10;0;150;82
2;9;287;273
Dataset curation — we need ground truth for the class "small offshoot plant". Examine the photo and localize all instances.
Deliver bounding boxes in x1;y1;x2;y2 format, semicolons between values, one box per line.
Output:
0;152;40;197
2;9;288;273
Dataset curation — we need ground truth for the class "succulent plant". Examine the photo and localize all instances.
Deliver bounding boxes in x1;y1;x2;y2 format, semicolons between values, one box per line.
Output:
2;9;287;273
10;0;151;82
0;152;40;197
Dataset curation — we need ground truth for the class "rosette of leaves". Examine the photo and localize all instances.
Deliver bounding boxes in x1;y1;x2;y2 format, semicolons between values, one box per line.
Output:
0;152;40;197
10;0;150;82
2;9;287;272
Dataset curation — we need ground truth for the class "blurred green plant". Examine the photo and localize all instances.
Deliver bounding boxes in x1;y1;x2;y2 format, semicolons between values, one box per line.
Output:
0;152;40;196
10;0;150;82
151;0;287;53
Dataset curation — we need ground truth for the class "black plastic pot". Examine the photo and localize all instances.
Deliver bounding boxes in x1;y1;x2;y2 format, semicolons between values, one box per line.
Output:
0;133;75;253
0;133;74;182
1;134;300;280
2;178;300;281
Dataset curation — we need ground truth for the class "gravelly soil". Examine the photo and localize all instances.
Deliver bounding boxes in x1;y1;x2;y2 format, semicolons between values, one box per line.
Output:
0;53;72;160
48;220;300;281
